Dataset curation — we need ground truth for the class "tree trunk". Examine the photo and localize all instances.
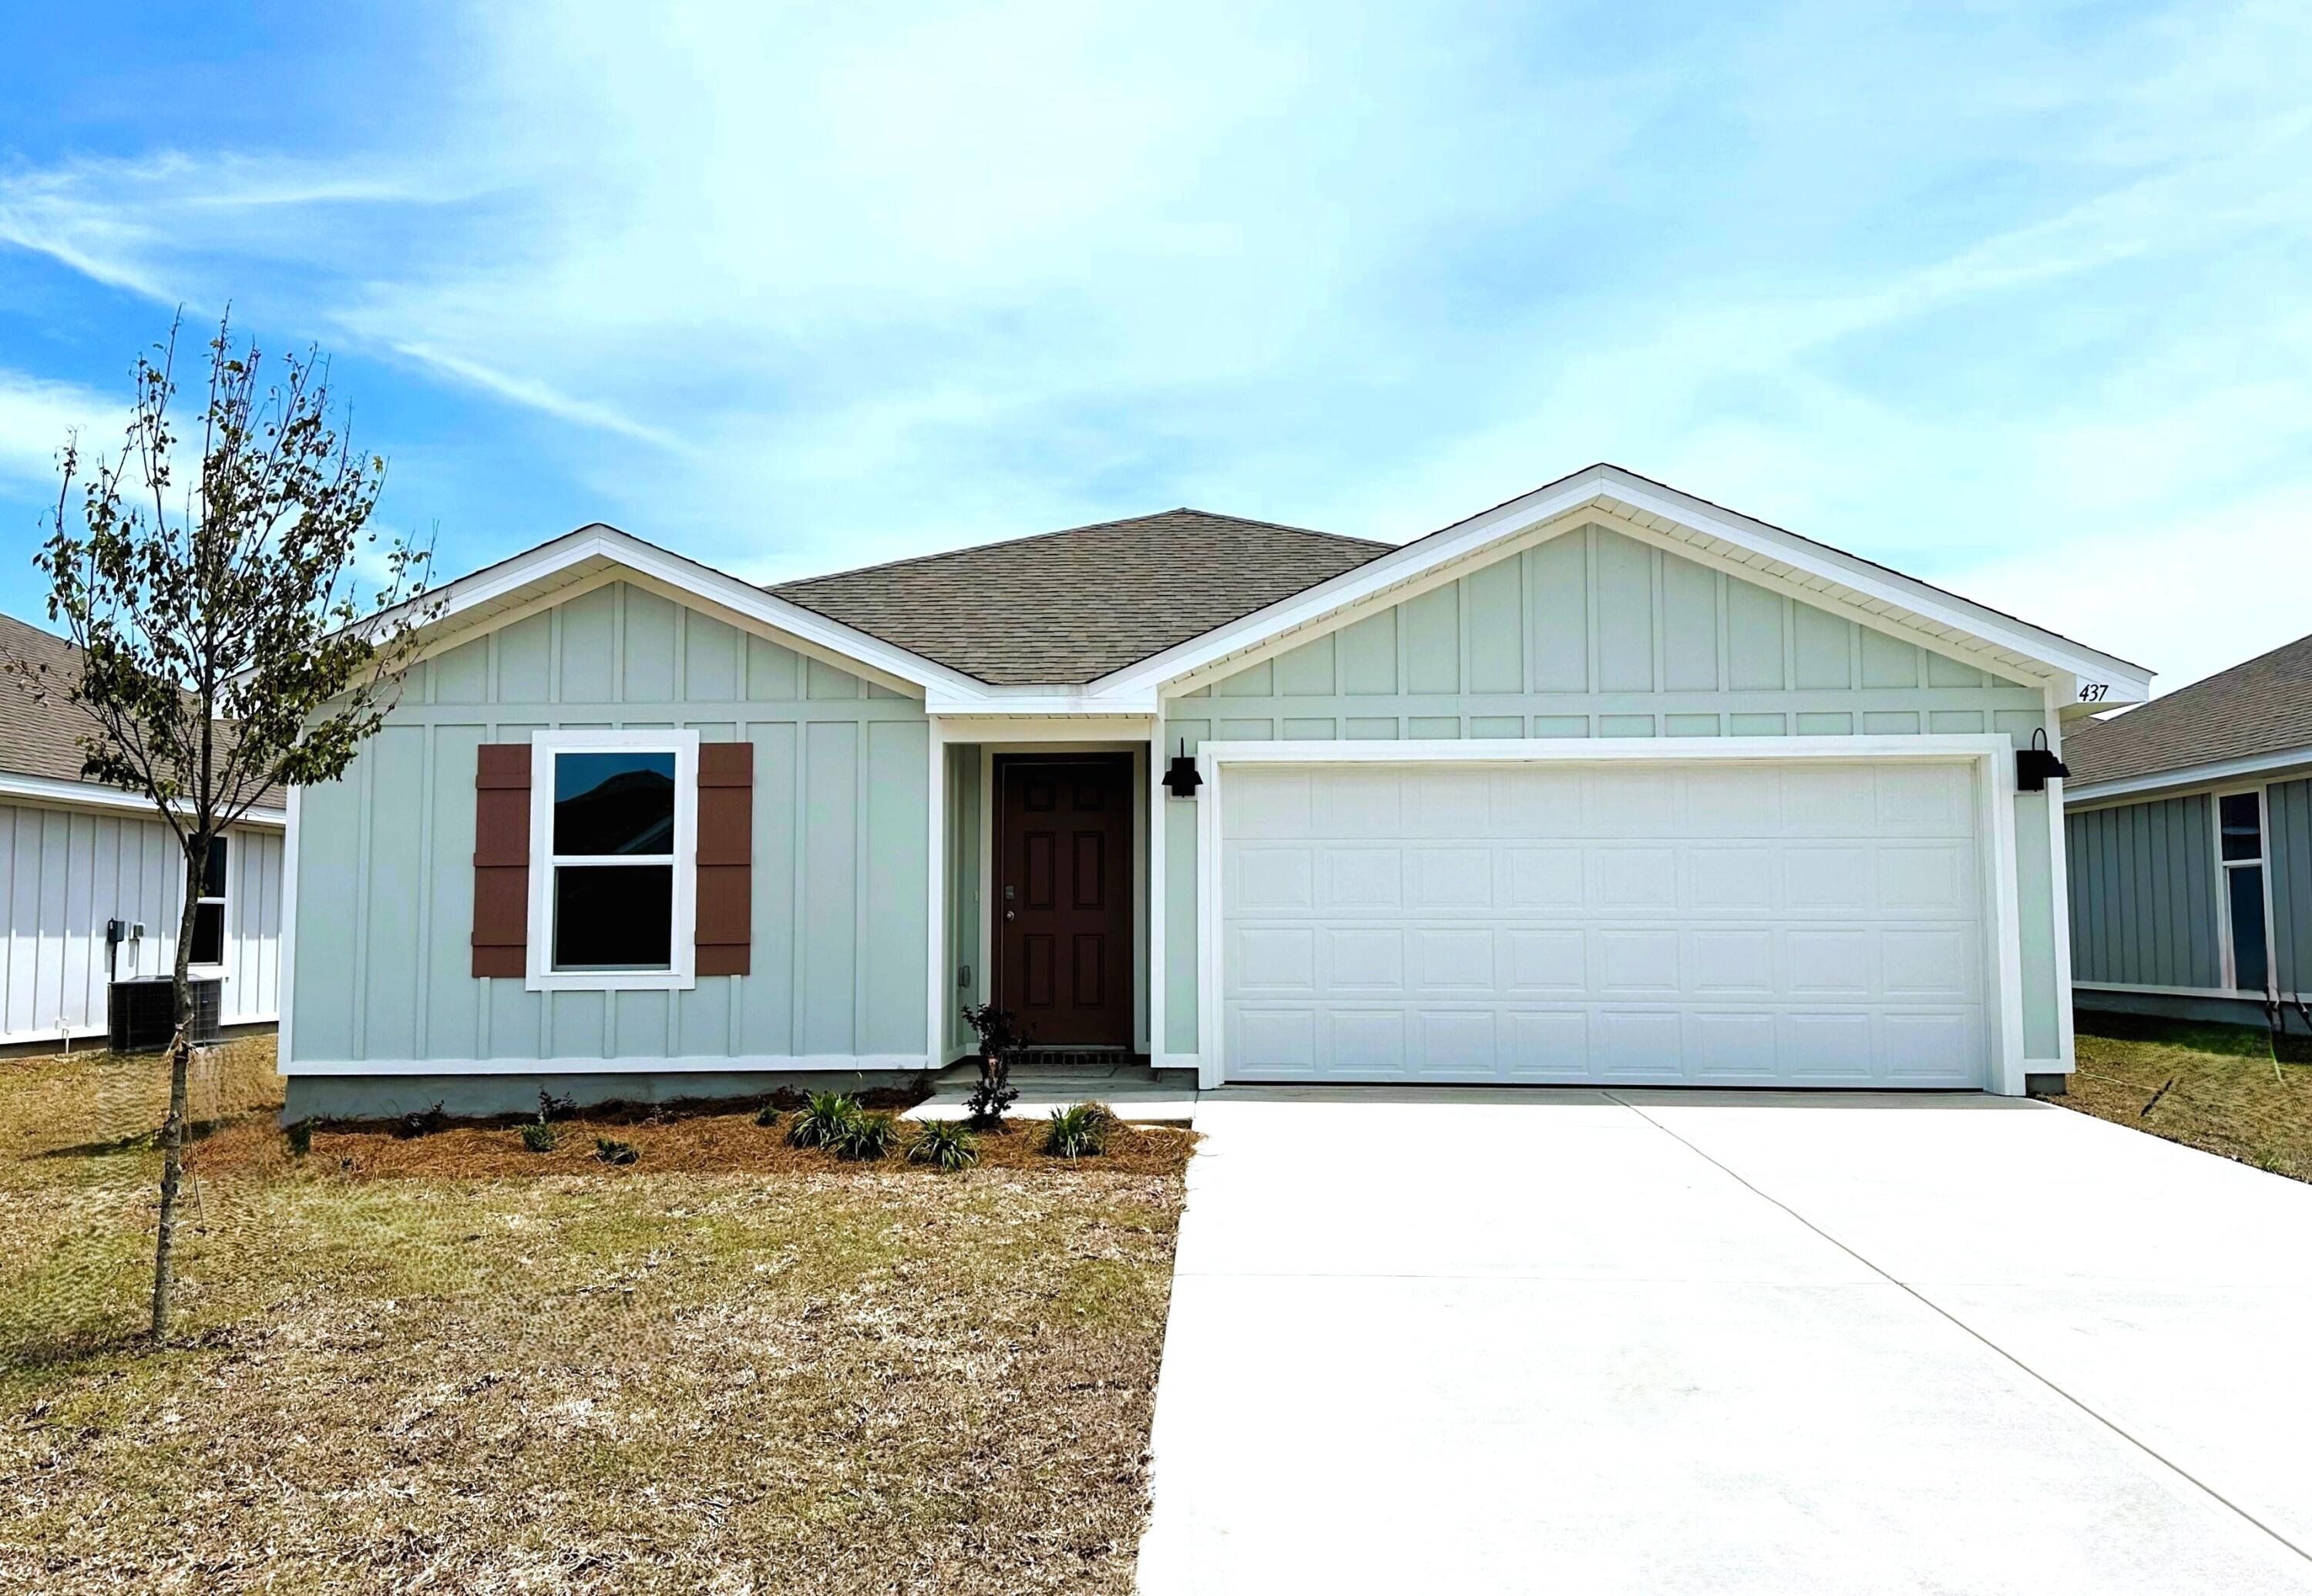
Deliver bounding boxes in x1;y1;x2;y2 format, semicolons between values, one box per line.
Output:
150;842;203;1342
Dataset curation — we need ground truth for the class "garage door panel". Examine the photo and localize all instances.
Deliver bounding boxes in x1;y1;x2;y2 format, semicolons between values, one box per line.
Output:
1322;847;1403;909
1686;929;1776;997
1589;847;1679;910
1231;844;1316;911
1220;759;1988;1087
1504;928;1586;993
1322;927;1406;992
1596;929;1681;996
1687;1010;1780;1077
1413;927;1496;993
1409;847;1492;909
1414;1009;1497;1076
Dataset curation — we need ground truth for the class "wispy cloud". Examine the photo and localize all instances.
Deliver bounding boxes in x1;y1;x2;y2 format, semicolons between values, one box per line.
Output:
0;369;116;494
1;0;2308;692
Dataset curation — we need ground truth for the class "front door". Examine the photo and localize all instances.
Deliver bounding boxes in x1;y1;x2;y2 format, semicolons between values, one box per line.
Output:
995;755;1134;1047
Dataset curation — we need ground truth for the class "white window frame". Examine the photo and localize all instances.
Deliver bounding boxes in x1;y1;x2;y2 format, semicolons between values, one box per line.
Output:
190;832;230;974
526;728;700;993
2212;784;2279;998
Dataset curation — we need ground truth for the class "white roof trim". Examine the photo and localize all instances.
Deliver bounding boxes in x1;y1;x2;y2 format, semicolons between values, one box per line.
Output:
0;769;287;828
307;524;1003;704
2065;746;2312;808
1081;464;2152;704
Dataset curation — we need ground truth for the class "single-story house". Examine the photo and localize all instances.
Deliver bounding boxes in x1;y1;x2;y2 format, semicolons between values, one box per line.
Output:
0;612;287;1051
279;463;2149;1119
2062;629;2312;1029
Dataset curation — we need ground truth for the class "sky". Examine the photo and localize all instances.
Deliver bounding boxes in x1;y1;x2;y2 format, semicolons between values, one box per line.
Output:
2;0;2308;697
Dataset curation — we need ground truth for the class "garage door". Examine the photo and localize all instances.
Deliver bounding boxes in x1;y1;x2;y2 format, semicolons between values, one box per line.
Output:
1219;759;1989;1087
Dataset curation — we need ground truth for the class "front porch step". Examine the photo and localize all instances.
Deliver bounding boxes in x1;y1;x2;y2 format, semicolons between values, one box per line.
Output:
909;1056;1199;1126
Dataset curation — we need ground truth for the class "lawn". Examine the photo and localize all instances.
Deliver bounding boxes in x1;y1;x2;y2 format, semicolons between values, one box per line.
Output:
2062;1012;2312;1181
0;1040;1191;1594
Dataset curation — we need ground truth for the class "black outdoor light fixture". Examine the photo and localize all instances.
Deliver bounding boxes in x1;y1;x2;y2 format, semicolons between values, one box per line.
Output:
1163;739;1203;799
2015;726;2068;792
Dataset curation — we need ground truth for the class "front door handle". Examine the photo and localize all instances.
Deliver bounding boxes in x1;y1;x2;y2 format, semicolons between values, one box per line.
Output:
1005;909;1016;921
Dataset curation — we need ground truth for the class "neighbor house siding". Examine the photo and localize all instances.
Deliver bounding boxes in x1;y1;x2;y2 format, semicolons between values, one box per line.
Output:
2261;778;2312;999
287;582;929;1068
1160;522;2055;1057
0;800;282;1045
2065;795;2222;993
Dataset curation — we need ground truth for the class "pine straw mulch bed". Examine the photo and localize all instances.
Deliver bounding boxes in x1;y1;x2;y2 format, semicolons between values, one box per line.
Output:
2059;1013;2312;1182
0;1042;1195;1595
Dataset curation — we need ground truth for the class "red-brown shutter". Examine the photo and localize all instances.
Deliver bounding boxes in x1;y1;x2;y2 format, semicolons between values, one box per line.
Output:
472;744;532;978
696;741;753;976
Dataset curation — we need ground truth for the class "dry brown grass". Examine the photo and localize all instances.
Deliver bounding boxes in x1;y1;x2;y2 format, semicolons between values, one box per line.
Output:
0;1040;1190;1594
2063;1013;2312;1181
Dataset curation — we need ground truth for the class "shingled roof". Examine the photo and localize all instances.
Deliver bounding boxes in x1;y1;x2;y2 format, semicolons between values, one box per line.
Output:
2065;628;2312;788
770;509;1393;685
0;611;284;811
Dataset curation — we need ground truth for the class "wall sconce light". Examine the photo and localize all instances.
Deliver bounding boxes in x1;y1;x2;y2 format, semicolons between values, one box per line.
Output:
1163;739;1203;799
2015;727;2068;792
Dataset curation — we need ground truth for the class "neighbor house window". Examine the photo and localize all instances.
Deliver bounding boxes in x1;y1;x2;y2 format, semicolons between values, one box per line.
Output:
2218;791;2273;995
190;835;227;967
527;730;698;991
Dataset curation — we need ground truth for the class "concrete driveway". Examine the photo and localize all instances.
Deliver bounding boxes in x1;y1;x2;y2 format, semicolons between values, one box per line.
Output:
1134;1089;2312;1594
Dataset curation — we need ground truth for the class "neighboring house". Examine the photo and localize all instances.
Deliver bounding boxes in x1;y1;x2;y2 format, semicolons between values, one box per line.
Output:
0;613;287;1050
2062;630;2312;1030
279;463;2149;1119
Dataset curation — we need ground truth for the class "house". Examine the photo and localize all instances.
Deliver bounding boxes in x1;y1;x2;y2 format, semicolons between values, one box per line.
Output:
0;613;287;1051
277;463;2149;1119
2062;629;2312;1030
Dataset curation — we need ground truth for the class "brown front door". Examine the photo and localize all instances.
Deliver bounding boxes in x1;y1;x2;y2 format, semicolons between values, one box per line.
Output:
995;755;1134;1047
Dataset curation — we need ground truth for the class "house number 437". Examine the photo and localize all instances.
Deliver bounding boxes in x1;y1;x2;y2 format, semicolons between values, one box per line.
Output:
2078;683;2109;702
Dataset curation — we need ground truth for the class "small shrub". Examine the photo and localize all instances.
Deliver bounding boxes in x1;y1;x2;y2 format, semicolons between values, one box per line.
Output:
520;1119;559;1154
753;1100;782;1129
832;1111;899;1162
788;1091;862;1150
537;1089;577;1121
906;1117;980;1171
1043;1100;1117;1160
960;1003;1028;1127
393;1102;449;1139
593;1136;639;1166
285;1121;314;1158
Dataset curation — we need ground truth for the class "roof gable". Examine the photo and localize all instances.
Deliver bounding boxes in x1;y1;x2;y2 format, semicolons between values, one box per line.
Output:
769;509;1389;685
1101;464;2150;705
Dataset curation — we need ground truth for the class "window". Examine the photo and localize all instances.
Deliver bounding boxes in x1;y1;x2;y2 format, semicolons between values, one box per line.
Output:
190;835;227;966
2218;791;2272;995
528;730;697;990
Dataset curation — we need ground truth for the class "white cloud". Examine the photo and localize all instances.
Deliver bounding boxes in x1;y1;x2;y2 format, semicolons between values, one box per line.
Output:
0;370;118;496
0;0;2308;684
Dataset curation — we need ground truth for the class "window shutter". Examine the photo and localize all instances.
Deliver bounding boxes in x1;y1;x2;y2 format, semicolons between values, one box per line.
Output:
696;741;753;976
472;744;532;978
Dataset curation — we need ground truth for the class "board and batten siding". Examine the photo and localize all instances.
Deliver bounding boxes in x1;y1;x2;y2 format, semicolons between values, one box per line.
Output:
1;800;283;1045
1160;522;2061;1059
287;581;929;1070
2269;778;2312;999
2065;795;2223;992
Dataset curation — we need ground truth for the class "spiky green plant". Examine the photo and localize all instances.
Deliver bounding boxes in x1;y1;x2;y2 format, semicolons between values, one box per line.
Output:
906;1117;980;1171
1043;1101;1117;1160
832;1111;899;1162
788;1091;862;1150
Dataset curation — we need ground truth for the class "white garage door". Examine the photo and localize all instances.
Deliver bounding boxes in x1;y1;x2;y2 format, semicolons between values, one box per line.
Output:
1219;759;1989;1087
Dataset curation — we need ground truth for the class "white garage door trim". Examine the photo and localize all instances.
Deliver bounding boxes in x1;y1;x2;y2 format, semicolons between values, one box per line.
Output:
1193;736;2026;1095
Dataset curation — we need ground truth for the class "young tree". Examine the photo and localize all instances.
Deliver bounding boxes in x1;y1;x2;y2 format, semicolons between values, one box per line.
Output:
5;314;433;1341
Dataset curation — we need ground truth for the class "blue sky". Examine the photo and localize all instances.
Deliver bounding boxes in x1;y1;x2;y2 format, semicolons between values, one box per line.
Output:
2;0;2308;692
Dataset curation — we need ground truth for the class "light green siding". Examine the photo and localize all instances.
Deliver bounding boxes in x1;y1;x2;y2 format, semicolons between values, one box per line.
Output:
1162;522;2056;1058
290;581;929;1067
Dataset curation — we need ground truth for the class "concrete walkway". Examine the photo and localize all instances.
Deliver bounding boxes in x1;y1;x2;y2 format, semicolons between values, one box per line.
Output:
1135;1088;2312;1594
906;1056;1198;1124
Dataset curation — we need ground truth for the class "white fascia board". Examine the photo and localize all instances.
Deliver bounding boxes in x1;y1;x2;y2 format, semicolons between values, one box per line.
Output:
254;524;1001;706
2065;747;2312;808
923;684;1159;717
1080;464;2152;705
0;770;287;828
